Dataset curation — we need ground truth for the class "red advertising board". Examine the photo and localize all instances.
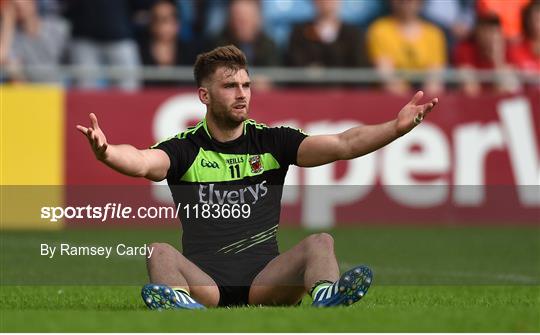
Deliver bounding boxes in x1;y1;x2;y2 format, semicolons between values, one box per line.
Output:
66;89;540;226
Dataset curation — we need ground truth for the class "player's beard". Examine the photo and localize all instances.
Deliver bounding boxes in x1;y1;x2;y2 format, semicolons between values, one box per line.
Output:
210;101;248;130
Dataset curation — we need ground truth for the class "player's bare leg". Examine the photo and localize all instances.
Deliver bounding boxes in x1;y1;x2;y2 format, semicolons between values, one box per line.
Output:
249;233;340;305
145;242;220;307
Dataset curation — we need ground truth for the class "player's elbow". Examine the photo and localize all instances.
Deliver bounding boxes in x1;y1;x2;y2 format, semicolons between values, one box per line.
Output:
129;162;149;179
336;133;356;160
144;173;166;182
142;166;167;182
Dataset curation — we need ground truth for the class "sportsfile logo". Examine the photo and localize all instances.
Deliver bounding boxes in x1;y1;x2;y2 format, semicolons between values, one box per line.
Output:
200;158;219;169
198;180;268;205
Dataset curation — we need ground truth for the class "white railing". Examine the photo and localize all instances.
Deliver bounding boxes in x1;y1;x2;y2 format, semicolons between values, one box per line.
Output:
1;65;539;85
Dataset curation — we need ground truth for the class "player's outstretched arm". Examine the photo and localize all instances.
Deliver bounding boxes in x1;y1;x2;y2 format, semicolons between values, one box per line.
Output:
76;113;170;181
297;91;438;167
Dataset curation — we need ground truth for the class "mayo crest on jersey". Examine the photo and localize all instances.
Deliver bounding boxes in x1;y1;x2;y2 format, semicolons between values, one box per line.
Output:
152;118;307;259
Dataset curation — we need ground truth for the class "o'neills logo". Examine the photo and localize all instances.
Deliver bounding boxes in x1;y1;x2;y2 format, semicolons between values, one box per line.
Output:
199;181;268;204
249;155;263;173
226;157;245;165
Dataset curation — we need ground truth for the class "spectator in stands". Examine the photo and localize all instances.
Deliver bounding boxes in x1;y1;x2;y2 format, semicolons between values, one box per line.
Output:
138;0;193;87
421;0;476;51
210;0;280;67
182;0;229;44
366;0;447;95
261;0;315;49
0;0;69;83
477;0;530;42
286;0;367;68
340;0;386;30
63;0;142;90
508;0;540;90
454;15;520;95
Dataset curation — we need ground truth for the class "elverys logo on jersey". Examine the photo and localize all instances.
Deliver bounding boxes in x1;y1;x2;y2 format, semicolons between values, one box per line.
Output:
249;155;263;173
200;159;219;169
198;181;268;205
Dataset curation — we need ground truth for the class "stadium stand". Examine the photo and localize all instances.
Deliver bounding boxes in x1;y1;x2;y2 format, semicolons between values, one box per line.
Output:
0;0;538;92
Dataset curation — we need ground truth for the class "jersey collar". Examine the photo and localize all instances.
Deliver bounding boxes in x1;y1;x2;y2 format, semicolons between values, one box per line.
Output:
202;118;213;139
202;118;249;140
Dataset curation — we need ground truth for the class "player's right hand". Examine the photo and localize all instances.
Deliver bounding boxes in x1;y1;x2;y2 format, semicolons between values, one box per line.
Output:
76;113;109;161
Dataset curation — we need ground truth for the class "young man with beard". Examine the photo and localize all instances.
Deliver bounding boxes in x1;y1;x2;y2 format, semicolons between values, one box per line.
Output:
77;45;438;308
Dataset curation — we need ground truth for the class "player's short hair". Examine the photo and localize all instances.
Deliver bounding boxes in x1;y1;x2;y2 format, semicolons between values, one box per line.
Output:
194;45;248;87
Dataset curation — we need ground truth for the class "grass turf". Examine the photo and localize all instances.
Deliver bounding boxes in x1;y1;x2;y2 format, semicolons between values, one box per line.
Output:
1;226;539;332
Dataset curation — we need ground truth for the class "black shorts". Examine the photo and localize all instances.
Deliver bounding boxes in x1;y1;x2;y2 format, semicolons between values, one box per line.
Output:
187;254;277;307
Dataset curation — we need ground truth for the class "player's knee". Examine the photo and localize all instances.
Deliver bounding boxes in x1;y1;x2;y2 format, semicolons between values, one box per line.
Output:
305;233;334;251
190;286;220;307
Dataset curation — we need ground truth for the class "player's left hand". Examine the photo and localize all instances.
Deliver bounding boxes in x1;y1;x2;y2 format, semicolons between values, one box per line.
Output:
395;91;438;136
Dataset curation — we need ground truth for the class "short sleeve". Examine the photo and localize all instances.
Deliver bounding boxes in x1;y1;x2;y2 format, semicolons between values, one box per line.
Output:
269;126;309;166
150;137;186;182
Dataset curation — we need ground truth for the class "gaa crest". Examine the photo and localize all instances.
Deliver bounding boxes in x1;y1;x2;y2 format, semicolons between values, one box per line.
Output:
249;155;264;173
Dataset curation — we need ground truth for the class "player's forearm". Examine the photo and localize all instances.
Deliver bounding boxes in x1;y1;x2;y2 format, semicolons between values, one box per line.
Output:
99;144;150;178
339;120;400;159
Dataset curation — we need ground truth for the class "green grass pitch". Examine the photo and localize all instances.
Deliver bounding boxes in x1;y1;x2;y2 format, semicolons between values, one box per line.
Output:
1;226;539;332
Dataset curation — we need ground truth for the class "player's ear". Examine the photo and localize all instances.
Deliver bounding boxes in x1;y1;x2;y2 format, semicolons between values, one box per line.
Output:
198;87;210;105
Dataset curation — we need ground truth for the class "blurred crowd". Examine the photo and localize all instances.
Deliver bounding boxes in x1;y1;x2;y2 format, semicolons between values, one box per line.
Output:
0;0;539;95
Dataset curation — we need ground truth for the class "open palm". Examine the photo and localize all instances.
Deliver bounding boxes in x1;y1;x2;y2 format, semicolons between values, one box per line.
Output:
76;113;109;160
396;91;439;136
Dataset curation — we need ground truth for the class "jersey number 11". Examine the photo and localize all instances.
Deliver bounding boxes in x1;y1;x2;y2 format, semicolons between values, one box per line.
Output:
229;164;241;179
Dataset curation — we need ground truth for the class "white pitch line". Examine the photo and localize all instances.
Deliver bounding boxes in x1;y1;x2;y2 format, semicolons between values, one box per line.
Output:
339;262;540;285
